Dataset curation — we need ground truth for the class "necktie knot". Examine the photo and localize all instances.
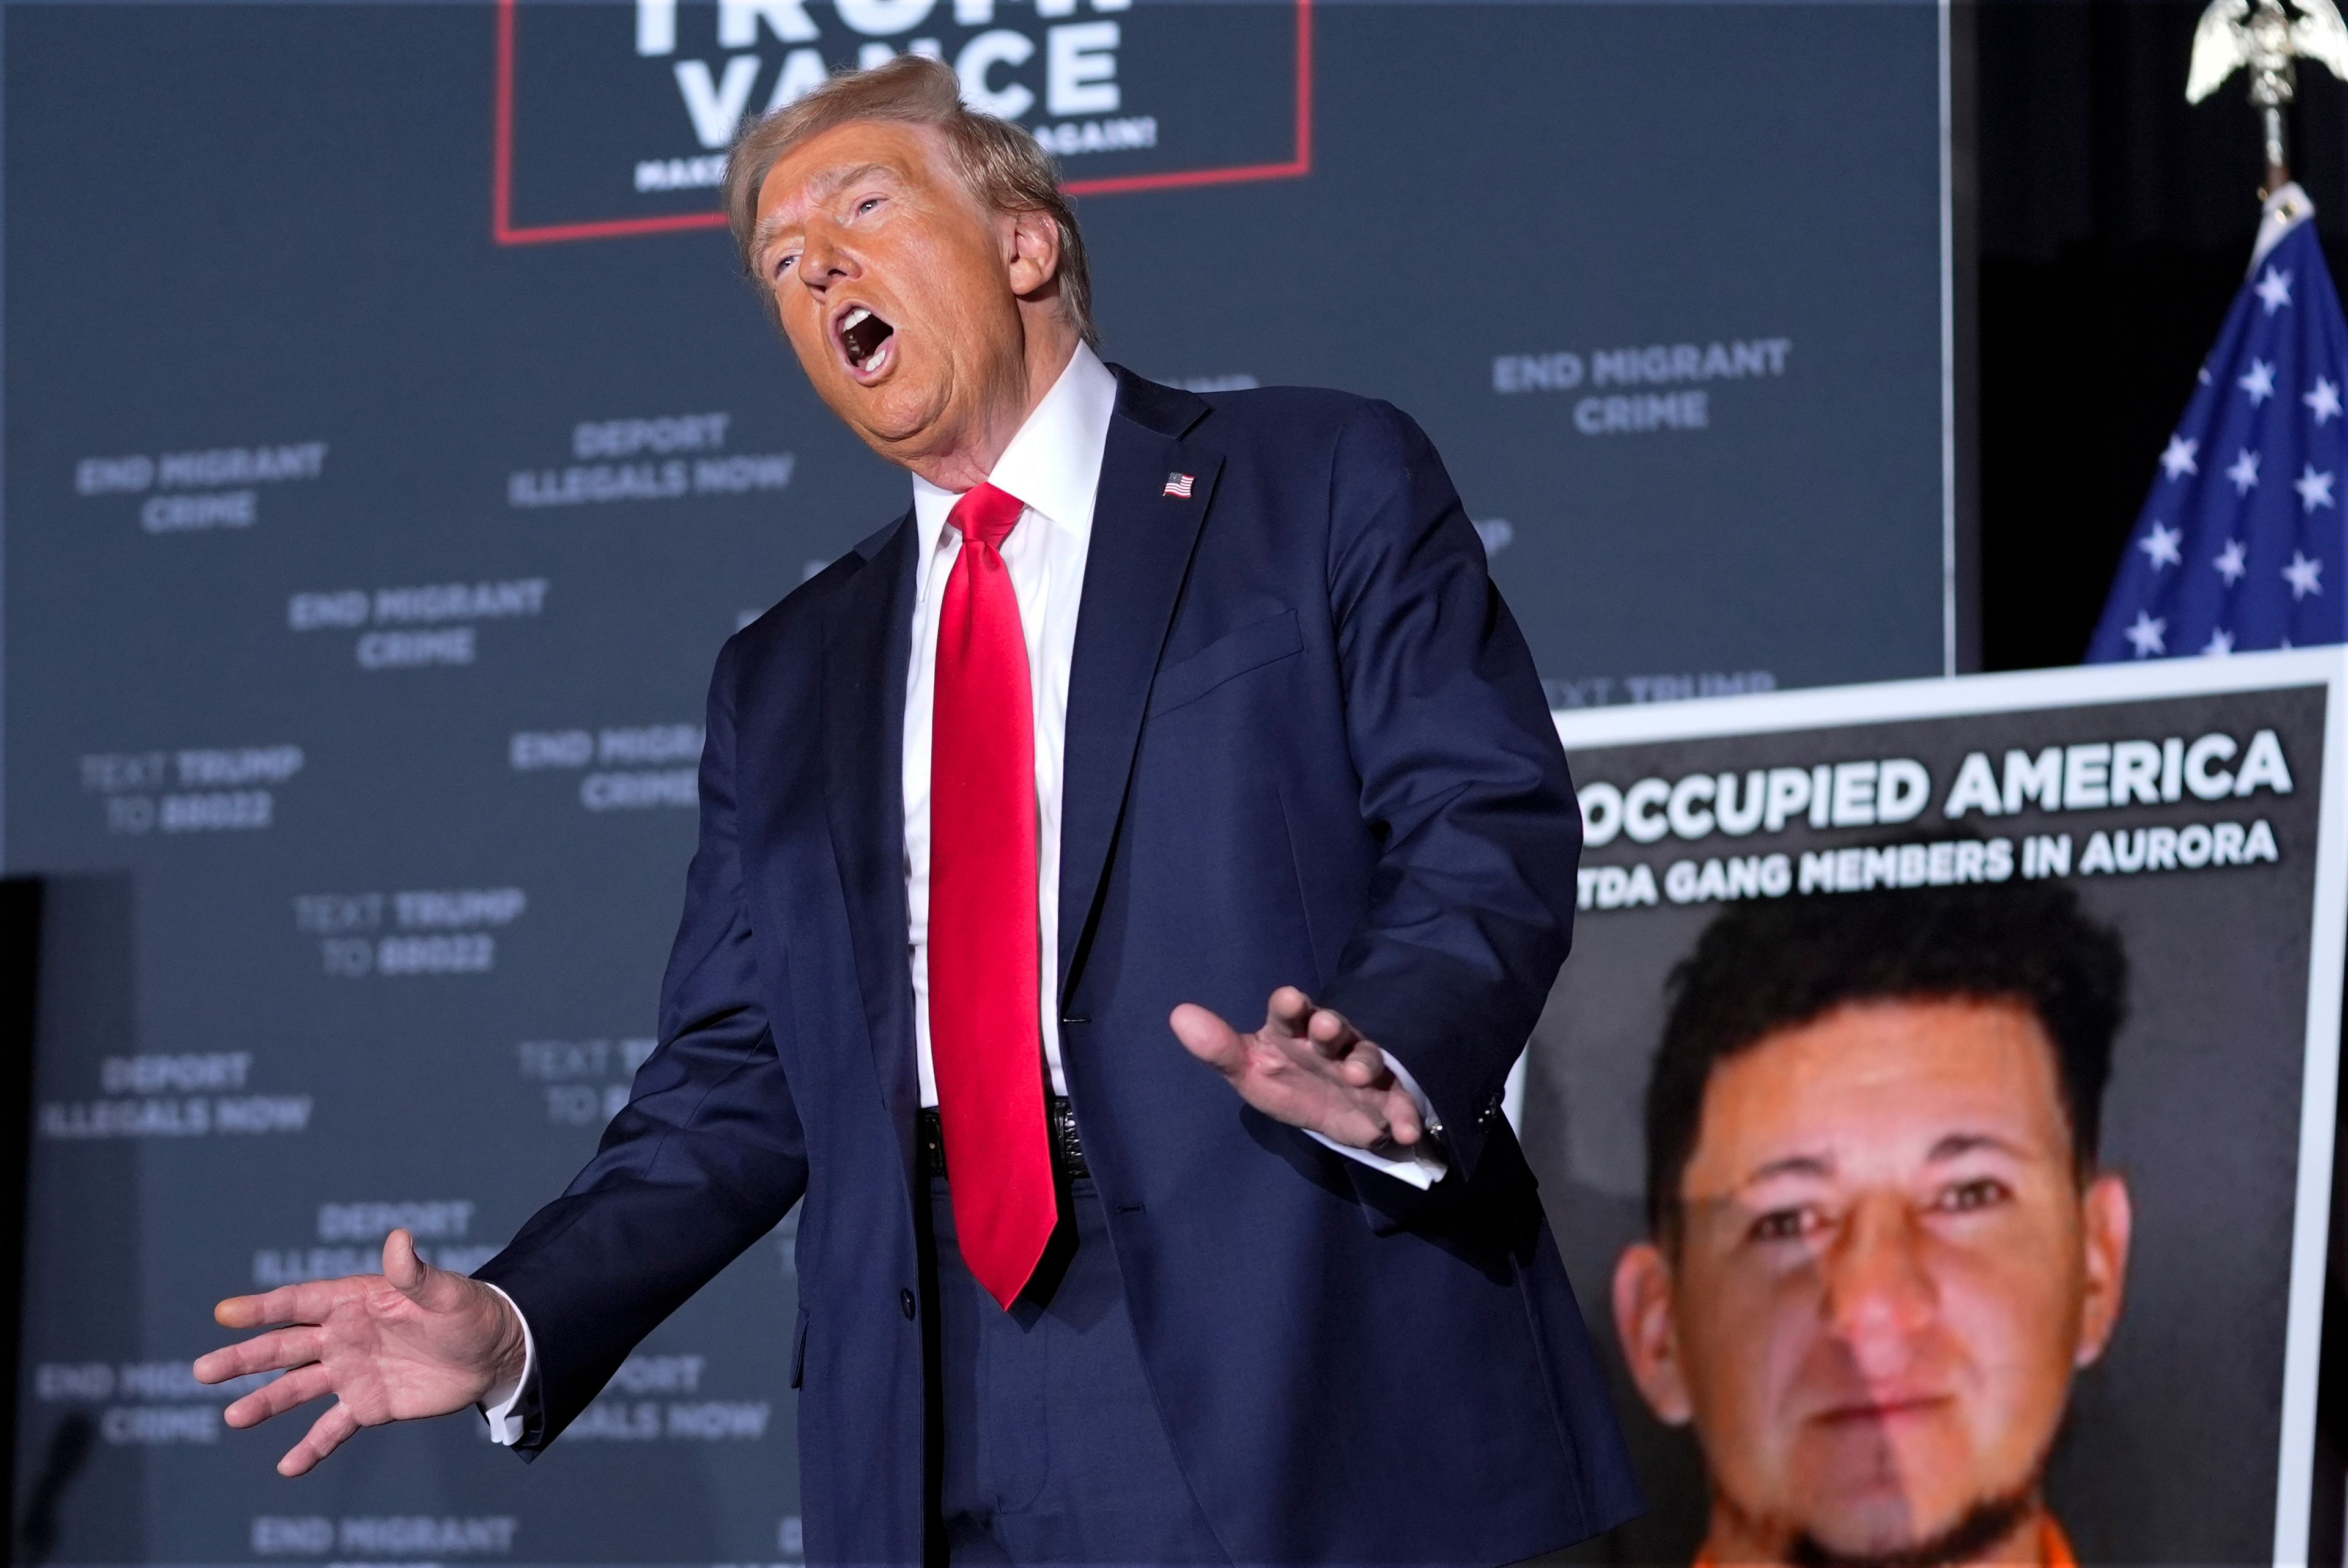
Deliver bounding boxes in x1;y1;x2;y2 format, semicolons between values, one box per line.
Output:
948;482;1025;551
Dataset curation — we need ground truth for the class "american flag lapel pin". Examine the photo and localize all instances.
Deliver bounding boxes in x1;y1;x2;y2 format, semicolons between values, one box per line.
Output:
1162;471;1195;499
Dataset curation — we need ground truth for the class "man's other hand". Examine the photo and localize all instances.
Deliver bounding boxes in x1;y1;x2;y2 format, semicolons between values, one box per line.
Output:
1172;987;1428;1154
193;1229;528;1476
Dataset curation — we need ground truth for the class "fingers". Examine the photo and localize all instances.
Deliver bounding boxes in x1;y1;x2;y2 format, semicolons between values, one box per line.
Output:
385;1229;476;1317
1264;990;1370;1070
1305;1004;1362;1059
215;1277;366;1333
225;1363;333;1429
1319;1086;1427;1152
1331;1038;1387;1089
278;1400;360;1478
1180;990;1421;1150
1263;986;1315;1038
194;1326;321;1385
1384;1087;1423;1147
1296;1003;1387;1092
384;1229;426;1296
1168;1004;1246;1072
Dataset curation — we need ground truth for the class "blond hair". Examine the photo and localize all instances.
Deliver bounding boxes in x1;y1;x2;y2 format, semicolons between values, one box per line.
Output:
724;54;1097;348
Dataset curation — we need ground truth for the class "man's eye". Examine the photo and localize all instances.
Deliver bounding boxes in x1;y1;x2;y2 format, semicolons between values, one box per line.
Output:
1933;1177;2012;1213
774;254;797;277
1749;1206;1823;1243
857;197;882;216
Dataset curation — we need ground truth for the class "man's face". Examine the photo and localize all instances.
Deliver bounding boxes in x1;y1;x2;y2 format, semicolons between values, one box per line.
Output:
1612;999;2132;1559
750;119;1040;466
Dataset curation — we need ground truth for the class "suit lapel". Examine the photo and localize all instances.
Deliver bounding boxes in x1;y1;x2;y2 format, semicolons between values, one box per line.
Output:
1058;375;1220;1006
822;513;921;1193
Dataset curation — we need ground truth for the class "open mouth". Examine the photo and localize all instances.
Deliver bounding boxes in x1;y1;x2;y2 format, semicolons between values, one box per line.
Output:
836;304;896;379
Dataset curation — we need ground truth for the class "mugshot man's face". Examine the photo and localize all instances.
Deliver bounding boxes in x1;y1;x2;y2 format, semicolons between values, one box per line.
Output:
1612;999;2132;1559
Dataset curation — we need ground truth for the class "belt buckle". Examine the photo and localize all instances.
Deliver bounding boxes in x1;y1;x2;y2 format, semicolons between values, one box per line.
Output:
1049;1097;1085;1177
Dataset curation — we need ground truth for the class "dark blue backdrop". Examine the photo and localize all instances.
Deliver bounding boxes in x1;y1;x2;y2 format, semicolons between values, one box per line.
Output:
2;2;1951;1559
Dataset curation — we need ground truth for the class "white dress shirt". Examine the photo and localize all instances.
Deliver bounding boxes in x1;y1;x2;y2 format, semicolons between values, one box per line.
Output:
482;344;1441;1445
902;341;1117;1105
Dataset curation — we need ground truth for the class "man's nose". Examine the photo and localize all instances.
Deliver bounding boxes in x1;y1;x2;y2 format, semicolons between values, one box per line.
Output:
796;225;857;292
1819;1199;1938;1373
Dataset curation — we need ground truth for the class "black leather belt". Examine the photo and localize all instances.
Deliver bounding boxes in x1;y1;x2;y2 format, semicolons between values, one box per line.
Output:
919;1095;1088;1182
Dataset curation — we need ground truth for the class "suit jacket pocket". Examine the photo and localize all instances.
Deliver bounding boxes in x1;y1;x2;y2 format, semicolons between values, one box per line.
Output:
1146;608;1302;717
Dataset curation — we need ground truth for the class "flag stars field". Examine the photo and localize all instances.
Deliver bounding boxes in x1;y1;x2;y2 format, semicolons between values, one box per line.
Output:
2124;611;2168;657
2295;465;2335;511
2285;551;2324;600
2091;183;2348;661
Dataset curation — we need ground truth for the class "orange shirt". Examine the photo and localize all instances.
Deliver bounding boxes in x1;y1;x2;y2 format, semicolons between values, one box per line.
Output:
1696;1515;2077;1568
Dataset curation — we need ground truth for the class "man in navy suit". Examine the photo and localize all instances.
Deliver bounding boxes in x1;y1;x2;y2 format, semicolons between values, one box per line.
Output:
197;54;1638;1565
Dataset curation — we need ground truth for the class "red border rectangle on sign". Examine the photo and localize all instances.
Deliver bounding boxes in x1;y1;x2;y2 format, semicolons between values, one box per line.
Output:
492;0;1313;246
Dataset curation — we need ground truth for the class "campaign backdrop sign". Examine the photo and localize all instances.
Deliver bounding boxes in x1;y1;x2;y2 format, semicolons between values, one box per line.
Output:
1526;649;2348;1566
500;0;1313;240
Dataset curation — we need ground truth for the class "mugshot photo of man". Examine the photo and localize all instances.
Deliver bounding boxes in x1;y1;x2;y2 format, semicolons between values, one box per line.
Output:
1610;880;2134;1568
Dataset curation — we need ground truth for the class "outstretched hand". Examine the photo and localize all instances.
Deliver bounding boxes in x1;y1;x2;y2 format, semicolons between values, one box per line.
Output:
193;1229;527;1476
1171;987;1428;1154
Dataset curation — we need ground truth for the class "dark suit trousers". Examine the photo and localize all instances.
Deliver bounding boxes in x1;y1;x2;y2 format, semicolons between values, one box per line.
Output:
926;1176;1227;1566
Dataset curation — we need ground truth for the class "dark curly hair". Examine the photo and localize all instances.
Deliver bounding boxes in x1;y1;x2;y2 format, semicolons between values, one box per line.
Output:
1644;878;2128;1243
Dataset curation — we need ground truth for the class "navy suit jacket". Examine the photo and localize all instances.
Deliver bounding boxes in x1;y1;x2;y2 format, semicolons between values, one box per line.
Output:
476;370;1641;1565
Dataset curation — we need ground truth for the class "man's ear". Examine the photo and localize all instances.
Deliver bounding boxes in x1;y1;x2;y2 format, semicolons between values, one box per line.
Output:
2075;1171;2133;1367
1612;1240;1694;1424
1003;208;1063;301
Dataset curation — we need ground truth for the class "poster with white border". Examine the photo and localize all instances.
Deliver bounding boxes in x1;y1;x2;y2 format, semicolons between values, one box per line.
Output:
1526;649;2348;1567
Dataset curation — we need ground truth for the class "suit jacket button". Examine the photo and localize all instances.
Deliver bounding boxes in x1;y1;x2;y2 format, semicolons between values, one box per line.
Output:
899;1289;917;1320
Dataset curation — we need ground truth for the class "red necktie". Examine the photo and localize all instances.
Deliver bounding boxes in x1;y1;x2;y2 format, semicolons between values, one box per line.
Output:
929;482;1055;1309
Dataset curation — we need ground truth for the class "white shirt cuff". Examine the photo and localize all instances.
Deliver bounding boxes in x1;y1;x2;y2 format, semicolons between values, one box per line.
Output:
475;1281;534;1446
1307;1052;1449;1190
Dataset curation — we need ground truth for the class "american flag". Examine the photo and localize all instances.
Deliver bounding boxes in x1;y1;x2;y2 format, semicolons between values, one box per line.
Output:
2089;183;2348;661
1162;471;1194;498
